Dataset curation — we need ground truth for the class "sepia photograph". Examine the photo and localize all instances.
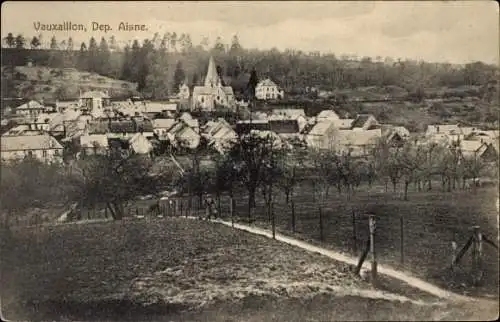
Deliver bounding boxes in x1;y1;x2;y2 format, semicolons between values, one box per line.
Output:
0;1;499;321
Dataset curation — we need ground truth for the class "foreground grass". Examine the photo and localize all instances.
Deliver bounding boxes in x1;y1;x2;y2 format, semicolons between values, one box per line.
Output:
1;218;491;321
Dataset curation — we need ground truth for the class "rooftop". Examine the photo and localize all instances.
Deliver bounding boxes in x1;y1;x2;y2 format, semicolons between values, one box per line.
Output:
1;135;63;151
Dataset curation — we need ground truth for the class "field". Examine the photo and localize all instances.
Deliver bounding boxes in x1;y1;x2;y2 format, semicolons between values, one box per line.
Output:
216;184;499;299
67;180;499;299
2;217;495;321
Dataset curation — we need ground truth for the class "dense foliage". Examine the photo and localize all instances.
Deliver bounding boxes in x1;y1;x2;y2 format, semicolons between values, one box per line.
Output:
2;33;498;101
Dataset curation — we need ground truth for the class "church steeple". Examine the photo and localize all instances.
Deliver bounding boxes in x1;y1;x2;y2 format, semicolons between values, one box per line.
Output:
204;56;220;88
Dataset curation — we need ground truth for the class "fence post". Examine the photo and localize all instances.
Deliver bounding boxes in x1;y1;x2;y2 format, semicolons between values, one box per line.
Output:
291;200;296;233
352;210;357;254
230;196;234;227
271;201;276;239
319;205;324;242
472;226;483;286
400;215;404;266
451;240;458;271
369;214;377;285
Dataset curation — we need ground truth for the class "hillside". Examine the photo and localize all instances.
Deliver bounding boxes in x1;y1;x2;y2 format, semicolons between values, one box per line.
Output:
1;65;139;106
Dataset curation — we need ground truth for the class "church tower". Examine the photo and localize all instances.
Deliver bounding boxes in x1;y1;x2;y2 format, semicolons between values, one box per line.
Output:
204;56;220;88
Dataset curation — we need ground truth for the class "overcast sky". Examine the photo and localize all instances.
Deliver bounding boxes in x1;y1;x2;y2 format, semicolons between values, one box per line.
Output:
2;1;498;64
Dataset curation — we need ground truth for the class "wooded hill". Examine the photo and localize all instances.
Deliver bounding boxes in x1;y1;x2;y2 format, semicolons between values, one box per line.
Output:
2;33;498;101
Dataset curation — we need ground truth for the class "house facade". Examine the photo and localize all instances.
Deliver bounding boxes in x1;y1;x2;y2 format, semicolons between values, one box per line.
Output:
255;79;284;100
15;100;45;118
79;90;111;116
1;134;64;163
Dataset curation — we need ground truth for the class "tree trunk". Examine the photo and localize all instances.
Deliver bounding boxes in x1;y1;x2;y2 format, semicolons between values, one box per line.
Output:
337;182;342;194
384;180;388;193
392;181;397;193
404;181;409;201
417;180;422;192
447;177;452;192
285;189;290;204
428;179;432;191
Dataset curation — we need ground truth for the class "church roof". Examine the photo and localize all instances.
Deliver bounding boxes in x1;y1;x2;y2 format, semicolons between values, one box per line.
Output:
204;56;220;87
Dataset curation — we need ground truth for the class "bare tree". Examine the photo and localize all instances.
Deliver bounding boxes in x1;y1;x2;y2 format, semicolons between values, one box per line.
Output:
229;132;275;221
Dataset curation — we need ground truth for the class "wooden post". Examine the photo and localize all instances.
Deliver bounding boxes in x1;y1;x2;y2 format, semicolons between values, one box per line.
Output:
291;200;296;233
400;215;404;266
319;205;324;242
472;226;483;286
352;210;357;254
369;214;377;284
230;196;234;227
271;201;276;239
355;238;371;275
451;240;458;271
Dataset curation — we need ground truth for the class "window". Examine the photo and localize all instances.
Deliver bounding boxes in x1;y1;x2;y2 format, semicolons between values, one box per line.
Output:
201;97;205;103
43;150;47;158
27;151;33;157
54;150;59;156
217;96;220;101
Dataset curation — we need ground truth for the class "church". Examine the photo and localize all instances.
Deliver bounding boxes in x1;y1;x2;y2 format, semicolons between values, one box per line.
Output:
192;56;235;111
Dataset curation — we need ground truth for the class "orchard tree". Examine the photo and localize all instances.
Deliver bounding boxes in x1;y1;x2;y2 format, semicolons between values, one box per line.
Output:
229;132;276;221
15;34;25;49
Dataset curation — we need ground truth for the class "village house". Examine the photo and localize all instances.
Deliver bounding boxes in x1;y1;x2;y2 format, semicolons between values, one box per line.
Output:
381;125;410;146
425;124;464;144
305;120;337;150
332;119;355;129
459;140;498;163
55;100;78;112
14;100;45;118
269;119;302;141
142;101;177;119
79;90;111;114
269;108;307;132
178;83;190;100
79;134;109;157
1;134;64;163
236;120;271;136
167;121;201;150
153;118;176;139
255;78;284;100
108;133;153;156
350;114;380;131
2;124;44;136
332;129;382;157
178;112;200;131
316;110;340;122
202;118;238;154
192;56;235;111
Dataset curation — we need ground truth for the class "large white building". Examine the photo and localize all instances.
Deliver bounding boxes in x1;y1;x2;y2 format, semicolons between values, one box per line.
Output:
192;56;235;111
255;78;284;100
1;134;64;163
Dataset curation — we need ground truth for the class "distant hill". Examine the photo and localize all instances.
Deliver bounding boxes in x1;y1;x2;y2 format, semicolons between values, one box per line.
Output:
1;65;139;107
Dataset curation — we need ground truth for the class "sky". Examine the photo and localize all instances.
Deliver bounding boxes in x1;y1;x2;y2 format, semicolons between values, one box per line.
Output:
1;1;499;64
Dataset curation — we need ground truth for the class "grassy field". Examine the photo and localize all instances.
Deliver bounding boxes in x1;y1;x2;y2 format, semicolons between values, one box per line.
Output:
196;183;499;299
3;217;495;321
72;181;499;299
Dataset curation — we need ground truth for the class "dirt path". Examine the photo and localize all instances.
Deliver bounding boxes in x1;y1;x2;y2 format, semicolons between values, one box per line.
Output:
189;217;497;308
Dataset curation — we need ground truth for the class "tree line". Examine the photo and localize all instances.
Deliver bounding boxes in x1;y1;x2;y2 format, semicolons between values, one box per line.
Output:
1;133;496;227
2;32;499;101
